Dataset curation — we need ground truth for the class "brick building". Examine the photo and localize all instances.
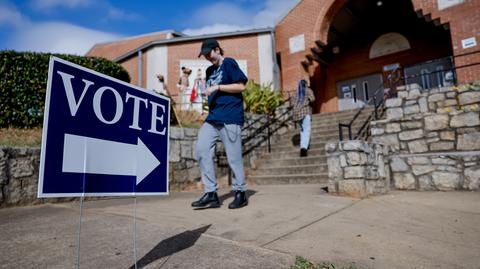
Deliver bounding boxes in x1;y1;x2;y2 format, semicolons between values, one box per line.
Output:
87;0;480;113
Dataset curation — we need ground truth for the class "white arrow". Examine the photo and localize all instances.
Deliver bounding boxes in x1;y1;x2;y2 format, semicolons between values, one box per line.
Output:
62;133;160;185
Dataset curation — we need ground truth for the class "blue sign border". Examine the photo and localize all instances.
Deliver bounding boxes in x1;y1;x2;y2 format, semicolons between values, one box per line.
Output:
38;57;170;198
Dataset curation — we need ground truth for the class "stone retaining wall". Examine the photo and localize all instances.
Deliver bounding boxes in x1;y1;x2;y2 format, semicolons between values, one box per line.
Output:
370;82;480;191
0;109;292;207
326;140;390;197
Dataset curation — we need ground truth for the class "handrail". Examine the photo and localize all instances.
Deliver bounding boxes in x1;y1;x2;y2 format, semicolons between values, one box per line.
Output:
215;98;293;184
338;54;480;141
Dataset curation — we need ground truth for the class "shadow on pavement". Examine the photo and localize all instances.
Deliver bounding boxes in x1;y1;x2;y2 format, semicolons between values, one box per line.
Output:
129;224;211;269
218;189;257;203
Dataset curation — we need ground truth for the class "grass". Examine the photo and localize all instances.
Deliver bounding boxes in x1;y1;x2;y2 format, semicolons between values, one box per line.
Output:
289;256;361;269
0;110;204;147
0;127;43;147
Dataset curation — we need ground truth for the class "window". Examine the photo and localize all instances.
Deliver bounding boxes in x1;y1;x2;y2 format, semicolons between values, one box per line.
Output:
421;69;431;90
363;81;369;101
352;84;357;103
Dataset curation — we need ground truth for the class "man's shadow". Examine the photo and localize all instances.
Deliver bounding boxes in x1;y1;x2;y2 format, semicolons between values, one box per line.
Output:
129;225;211;269
218;189;257;204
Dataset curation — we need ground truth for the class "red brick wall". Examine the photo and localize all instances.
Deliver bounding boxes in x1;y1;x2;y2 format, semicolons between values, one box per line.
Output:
166;35;260;103
275;0;480;112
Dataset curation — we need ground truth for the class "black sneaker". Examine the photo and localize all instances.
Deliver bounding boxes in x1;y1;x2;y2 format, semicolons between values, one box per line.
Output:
191;192;221;208
300;148;308;157
228;191;248;209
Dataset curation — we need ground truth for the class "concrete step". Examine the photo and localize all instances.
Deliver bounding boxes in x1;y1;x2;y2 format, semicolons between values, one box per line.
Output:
262;148;325;159
249;173;329;185
259;156;327;166
251;164;328;176
270;142;327;153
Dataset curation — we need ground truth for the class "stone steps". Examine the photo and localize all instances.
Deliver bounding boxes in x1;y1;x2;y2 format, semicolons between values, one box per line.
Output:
249;173;329;185
247;108;376;185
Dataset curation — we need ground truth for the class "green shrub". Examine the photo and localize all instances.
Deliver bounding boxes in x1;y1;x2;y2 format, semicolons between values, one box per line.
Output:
243;80;284;114
0;50;131;128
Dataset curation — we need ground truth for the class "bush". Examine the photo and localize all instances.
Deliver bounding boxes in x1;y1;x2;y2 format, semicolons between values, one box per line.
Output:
243;80;284;114
0;50;131;128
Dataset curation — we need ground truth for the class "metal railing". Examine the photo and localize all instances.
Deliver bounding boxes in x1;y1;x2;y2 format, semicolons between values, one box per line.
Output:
338;51;480;141
215;99;293;184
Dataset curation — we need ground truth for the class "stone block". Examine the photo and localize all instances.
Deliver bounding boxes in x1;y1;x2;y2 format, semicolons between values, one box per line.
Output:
446;92;457;98
441;99;458;107
429;142;455;151
346;152;368;165
393;173;416;190
325;143;338;153
408;139;428;153
418;97;428;113
401;121;423;129
404;105;420;115
464;166;480;190
457;132;480;150
436;165;460;173
327;156;342;179
184;128;198;138
366;180;387;194
371;128;384;136
339;154;347;167
398;90;408;98
450;112;480;128
405;100;417;106
344;166;366;179
328;180;338;194
342;140;370;152
170;128;185;139
428;93;445;102
407;89;421;100
412;165;435;176
390;157;409;172
180;141;193;159
386;108;403;120
418;175;435;190
9;159;33;178
432;157;456;165
407;157;429;165
432;172;459;190
386;123;401;133
439;131;455;141
372;134;399;152
399;129;424;141
385;98;402;108
424;114;450;131
338;179;366;197
169;141;181;162
458;91;480;105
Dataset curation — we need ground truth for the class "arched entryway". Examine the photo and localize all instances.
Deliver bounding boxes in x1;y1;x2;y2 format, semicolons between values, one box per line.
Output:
304;0;454;112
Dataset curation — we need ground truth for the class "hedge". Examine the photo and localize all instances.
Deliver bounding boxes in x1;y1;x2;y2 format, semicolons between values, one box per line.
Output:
0;50;131;128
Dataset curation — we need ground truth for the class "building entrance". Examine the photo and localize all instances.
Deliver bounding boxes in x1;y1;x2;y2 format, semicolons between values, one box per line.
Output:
336;73;383;111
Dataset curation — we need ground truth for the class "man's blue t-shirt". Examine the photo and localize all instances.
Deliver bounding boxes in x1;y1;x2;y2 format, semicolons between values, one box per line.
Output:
205;57;248;125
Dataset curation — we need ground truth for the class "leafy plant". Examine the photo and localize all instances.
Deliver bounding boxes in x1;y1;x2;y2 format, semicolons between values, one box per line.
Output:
289;256;361;269
243;80;284;114
0;50;130;128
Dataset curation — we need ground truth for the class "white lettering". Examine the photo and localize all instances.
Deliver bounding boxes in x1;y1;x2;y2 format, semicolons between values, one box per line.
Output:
57;71;94;117
126;92;148;130
93;86;123;124
148;101;166;135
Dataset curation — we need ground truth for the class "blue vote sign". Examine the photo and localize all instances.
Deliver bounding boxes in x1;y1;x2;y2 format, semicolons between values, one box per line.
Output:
38;57;170;197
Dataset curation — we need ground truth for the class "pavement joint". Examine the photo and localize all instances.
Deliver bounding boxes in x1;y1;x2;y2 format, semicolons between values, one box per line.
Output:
260;199;362;248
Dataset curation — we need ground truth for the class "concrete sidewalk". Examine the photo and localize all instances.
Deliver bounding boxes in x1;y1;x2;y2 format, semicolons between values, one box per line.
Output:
0;184;479;269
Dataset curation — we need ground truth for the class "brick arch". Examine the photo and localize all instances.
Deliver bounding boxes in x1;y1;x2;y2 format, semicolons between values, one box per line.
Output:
312;0;348;44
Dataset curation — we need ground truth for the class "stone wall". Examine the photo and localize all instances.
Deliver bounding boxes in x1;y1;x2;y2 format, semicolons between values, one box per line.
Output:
370;82;480;191
326;140;390;197
0;109;292;207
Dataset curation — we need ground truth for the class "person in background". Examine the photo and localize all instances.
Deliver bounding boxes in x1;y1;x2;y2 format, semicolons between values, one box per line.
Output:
291;78;315;157
177;67;191;110
154;74;167;95
191;38;249;209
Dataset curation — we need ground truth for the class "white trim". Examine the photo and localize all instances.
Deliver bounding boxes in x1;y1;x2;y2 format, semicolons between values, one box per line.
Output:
258;33;275;86
146;45;168;91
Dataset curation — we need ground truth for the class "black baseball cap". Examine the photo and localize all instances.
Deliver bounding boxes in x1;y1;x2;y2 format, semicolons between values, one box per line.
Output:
198;38;220;57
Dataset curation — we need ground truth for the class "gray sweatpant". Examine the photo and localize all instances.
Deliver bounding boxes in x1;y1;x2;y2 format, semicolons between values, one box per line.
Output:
195;122;246;192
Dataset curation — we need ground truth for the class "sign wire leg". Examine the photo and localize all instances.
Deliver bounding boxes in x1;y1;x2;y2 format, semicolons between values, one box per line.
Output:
76;195;84;269
133;196;138;269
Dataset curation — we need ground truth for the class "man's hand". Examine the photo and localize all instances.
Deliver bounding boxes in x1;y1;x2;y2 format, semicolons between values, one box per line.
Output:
205;85;219;96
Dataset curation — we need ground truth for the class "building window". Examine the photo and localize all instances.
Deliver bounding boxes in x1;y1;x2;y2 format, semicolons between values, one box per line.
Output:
363;81;369;101
369;32;411;59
